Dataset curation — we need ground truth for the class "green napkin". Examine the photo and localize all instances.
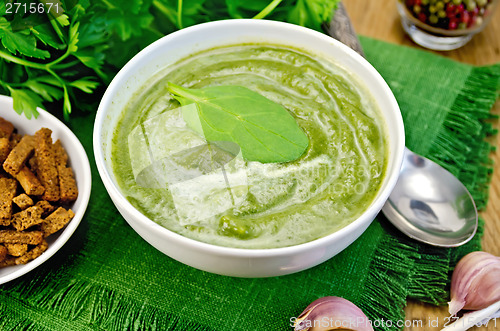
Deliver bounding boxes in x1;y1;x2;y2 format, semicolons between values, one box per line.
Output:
1;37;499;331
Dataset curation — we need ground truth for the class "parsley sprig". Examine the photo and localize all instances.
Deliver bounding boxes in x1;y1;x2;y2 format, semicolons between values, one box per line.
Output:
0;0;339;120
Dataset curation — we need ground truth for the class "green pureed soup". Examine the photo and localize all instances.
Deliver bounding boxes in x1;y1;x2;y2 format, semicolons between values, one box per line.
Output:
112;44;388;249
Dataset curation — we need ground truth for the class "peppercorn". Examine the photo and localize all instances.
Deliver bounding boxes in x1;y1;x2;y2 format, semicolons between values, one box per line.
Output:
402;0;494;30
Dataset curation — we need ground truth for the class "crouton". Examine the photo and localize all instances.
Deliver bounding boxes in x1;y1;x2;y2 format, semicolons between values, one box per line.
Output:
34;128;60;202
0;230;43;245
15;240;48;265
12;193;34;210
4;243;28;257
13;165;45;196
39;207;74;237
58;166;78;203
35;200;55;217
0;256;16;267
0;245;7;262
0;138;10;165
11;205;44;231
53;140;78;202
10;133;22;148
53;140;68;165
3;135;35;176
0;117;14;139
0;177;17;226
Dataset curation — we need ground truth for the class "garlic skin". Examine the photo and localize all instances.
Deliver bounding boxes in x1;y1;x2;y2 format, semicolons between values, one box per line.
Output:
449;251;500;316
294;296;373;331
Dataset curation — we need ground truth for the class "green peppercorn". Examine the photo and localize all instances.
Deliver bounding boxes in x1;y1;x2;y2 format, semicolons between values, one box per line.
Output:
477;0;487;6
429;15;439;23
436;1;445;9
429;4;438;12
466;0;477;10
452;0;461;4
458;22;468;28
438;9;447;17
422;0;430;4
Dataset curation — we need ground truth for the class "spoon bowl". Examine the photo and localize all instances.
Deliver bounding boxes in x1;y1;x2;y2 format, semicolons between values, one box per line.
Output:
382;147;478;247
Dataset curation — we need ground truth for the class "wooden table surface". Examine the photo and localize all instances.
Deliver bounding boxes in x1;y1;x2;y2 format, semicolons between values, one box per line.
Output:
343;1;500;330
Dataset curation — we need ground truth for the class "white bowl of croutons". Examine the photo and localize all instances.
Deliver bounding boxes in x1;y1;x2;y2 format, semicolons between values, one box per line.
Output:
0;95;91;285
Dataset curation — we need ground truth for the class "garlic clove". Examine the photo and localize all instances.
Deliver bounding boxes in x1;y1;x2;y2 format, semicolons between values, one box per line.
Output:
449;251;500;316
294;296;373;331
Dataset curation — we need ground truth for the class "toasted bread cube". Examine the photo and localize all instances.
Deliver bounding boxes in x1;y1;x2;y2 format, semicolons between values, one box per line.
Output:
28;155;38;173
0;138;11;165
13;165;45;196
12;193;34;210
39;207;74;237
53;140;78;203
10;133;23;148
34;128;60;202
35;200;55;217
15;240;48;265
11;205;44;231
0;256;16;267
3;135;35;176
58;165;78;203
0;177;17;225
53;140;68;166
0;230;43;245
0;117;14;139
4;243;28;257
0;245;7;262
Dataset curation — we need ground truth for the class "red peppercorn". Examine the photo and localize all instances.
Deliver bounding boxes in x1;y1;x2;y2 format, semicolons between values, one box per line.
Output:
468;15;477;27
461;11;470;23
418;12;428;22
449;20;458;29
446;3;456;13
457;3;465;13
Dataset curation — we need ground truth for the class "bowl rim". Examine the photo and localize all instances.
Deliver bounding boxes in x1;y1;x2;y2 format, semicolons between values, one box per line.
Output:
94;19;405;257
0;95;92;285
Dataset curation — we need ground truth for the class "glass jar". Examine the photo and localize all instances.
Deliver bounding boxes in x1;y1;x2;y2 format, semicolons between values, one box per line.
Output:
397;0;499;50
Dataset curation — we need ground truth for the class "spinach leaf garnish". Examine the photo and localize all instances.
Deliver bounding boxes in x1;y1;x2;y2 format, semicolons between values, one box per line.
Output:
168;83;309;163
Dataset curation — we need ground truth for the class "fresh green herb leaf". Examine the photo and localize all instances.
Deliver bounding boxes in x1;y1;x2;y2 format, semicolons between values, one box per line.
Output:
35;75;64;87
0;18;50;59
31;23;65;49
178;0;209;28
226;0;272;18
0;0;340;120
287;0;338;31
74;49;106;71
68;77;99;93
168;83;309;163
62;85;71;120
66;21;80;53
54;14;70;27
76;16;109;48
7;87;42;119
23;80;64;102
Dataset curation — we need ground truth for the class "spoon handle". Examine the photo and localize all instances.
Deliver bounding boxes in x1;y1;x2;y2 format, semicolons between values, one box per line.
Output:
440;300;500;331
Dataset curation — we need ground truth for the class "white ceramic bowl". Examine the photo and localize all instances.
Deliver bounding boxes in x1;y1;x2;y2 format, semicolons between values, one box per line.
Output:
0;95;91;284
94;20;405;277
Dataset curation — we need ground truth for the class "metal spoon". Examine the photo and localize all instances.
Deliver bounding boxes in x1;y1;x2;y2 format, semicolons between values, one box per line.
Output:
326;11;478;247
381;147;478;247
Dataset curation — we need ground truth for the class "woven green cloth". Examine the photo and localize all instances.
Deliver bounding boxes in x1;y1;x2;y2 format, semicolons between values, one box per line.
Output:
1;37;499;331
